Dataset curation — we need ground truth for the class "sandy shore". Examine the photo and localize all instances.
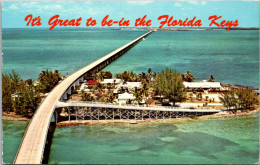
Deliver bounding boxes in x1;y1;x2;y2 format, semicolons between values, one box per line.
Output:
57;109;259;127
2;108;258;125
2;112;30;121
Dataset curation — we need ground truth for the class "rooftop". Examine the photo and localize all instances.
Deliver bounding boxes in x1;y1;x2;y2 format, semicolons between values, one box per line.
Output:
184;80;222;89
100;79;122;84
118;92;135;100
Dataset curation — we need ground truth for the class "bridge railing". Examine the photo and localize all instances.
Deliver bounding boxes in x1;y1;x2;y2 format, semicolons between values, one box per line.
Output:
64;101;215;110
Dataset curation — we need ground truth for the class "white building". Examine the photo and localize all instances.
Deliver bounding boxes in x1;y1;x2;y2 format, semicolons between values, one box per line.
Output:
114;81;142;93
78;83;90;92
119;82;142;89
184;80;222;93
116;92;135;105
100;79;122;86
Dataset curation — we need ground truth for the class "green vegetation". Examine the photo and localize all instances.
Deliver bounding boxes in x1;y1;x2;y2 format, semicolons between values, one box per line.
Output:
115;71;138;82
81;91;95;101
208;75;215;82
183;71;195;82
2;70;41;117
94;71;112;82
2;70;63;117
154;67;185;105
37;69;62;93
219;88;258;112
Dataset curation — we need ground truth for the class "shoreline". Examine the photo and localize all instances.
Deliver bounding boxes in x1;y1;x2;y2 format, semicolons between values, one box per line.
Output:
56;109;259;127
2;112;30;121
2;109;258;124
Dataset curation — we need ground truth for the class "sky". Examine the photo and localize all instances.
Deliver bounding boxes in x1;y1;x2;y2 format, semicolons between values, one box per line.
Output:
2;0;259;28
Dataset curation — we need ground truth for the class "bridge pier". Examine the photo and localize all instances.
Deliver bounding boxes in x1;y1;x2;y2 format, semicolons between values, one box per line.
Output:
68;107;71;121
67;87;72;95
75;79;80;86
79;77;84;83
62;93;68;100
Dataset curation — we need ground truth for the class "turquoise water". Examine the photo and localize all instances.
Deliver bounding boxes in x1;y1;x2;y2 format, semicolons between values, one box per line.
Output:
2;28;145;80
3;113;258;164
2;120;28;164
2;29;259;88
104;30;259;88
48;112;259;164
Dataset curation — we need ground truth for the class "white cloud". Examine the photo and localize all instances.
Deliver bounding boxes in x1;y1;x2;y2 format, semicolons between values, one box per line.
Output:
21;2;38;8
201;1;207;5
176;0;208;5
174;2;182;7
9;4;18;10
84;1;92;5
127;0;154;5
187;1;199;4
42;4;62;10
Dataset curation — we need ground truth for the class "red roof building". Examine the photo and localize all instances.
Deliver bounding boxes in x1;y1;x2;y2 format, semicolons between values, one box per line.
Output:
86;80;98;85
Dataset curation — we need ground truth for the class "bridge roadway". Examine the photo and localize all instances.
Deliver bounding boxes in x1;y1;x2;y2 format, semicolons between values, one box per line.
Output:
14;30;153;164
57;101;221;113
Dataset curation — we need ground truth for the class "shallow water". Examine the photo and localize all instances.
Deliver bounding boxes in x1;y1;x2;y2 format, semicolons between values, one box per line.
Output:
2;120;28;164
2;113;258;164
48;112;259;164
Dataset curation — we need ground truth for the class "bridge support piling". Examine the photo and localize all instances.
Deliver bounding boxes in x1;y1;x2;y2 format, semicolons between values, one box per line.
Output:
67;87;72;95
55;111;58;124
90;109;92;121
68;107;71;121
97;109;100;120
75;79;80;86
42;122;56;164
163;111;165;119
113;110;114;120
76;108;78;120
79;77;84;83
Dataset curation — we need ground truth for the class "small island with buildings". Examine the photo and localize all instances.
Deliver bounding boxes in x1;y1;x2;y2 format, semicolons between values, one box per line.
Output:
3;67;259;125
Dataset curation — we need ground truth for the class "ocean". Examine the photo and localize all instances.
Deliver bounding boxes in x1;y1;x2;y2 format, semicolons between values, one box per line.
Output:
3;112;259;164
2;28;259;164
2;28;259;88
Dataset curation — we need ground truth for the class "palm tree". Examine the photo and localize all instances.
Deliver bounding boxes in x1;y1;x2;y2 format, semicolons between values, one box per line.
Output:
96;83;104;94
147;68;153;82
208;75;215;82
205;96;209;101
107;90;115;103
184;71;195;82
133;87;143;104
196;92;202;101
142;82;149;99
95;72;105;82
189;93;193;101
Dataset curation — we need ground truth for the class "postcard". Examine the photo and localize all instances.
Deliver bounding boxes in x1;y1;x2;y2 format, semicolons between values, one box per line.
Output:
2;0;259;164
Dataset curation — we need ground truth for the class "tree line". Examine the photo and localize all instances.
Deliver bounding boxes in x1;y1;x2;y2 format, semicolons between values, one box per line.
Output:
2;70;62;117
219;88;258;112
86;68;218;106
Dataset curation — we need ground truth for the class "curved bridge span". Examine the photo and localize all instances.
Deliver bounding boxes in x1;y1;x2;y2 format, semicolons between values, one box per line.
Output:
14;30;153;164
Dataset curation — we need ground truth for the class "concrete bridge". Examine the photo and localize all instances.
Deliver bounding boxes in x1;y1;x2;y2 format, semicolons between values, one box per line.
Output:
57;101;221;120
14;30;153;164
